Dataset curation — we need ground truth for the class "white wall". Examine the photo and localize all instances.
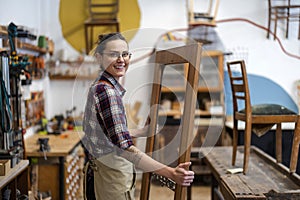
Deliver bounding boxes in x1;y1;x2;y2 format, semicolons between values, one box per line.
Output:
216;0;300;103
1;0;299;121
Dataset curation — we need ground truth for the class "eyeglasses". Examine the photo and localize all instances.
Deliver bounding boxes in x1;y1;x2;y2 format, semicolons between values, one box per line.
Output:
102;51;132;59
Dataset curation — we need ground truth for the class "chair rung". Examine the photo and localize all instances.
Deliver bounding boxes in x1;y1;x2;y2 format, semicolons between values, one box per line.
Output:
231;77;243;81
232;84;245;92
235;95;246;100
91;3;118;8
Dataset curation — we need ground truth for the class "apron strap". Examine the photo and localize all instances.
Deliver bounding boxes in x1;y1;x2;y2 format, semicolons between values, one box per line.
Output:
83;158;98;200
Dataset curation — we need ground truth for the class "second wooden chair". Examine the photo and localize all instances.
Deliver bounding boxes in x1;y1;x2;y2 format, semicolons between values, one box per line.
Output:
227;60;300;174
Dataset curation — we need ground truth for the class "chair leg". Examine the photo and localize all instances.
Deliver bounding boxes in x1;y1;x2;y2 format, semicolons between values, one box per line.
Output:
232;119;238;166
274;11;278;40
243;122;252;174
298;17;300;40
116;23;120;32
90;26;94;52
267;9;271;39
84;24;89;55
275;123;282;163
290;116;300;173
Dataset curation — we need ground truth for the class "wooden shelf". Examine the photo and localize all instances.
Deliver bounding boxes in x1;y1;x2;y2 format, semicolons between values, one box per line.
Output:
16;40;47;54
0;26;7;37
162;86;223;93
49;75;77;80
0;160;29;199
158;109;224;117
0;48;8;53
1;31;47;54
161;87;185;93
49;75;97;80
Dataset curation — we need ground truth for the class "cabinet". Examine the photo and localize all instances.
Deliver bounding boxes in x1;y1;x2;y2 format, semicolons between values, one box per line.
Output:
0;160;29;199
156;50;225;165
25;131;84;200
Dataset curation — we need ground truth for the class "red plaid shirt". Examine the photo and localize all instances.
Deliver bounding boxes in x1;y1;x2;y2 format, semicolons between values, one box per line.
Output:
82;71;133;158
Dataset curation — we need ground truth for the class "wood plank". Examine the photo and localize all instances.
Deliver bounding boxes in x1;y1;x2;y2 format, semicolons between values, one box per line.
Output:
220;175;265;199
140;61;165;200
200;146;300;199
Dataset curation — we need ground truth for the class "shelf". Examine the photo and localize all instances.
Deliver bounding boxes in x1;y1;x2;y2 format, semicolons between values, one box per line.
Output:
0;26;7;37
47;60;99;80
162;86;223;93
0;160;29;199
161;87;186;93
1;34;47;54
158;109;224;117
0;48;7;53
49;75;98;80
16;40;47;54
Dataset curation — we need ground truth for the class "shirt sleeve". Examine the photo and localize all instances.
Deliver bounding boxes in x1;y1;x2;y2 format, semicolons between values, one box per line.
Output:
93;84;133;150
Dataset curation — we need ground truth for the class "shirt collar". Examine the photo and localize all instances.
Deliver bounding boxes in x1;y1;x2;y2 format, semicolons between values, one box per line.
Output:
101;71;126;97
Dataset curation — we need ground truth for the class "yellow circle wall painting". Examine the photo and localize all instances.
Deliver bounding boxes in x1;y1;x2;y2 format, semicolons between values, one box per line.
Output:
59;0;141;53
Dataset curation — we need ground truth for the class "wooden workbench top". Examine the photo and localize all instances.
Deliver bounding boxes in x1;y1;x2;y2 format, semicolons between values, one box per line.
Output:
24;131;83;157
200;146;300;199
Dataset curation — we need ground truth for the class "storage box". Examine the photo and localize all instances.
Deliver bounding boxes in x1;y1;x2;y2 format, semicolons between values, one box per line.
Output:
0;159;11;176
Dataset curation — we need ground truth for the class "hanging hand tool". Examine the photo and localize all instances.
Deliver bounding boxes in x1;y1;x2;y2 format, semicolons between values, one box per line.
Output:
2;22;33;159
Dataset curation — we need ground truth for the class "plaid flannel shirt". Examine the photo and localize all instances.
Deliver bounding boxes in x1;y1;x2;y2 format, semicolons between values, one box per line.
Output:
82;71;133;158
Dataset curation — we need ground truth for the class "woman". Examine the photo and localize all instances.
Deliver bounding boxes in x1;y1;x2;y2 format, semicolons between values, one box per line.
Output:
82;32;194;200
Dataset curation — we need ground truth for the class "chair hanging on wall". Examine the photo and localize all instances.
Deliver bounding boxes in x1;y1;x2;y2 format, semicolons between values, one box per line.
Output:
267;0;300;39
227;60;300;174
187;0;220;44
84;0;120;54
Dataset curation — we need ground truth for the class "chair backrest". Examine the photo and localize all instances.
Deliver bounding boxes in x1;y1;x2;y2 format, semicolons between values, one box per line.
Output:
268;0;291;8
227;60;251;115
87;0;119;20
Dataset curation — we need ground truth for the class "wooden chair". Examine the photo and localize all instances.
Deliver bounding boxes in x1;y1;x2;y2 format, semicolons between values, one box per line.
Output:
267;0;300;39
84;0;120;54
187;0;220;44
140;43;202;200
227;60;300;174
187;0;220;27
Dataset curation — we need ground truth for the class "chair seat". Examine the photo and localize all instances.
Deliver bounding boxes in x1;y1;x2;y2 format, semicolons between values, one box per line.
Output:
84;18;119;25
239;104;297;115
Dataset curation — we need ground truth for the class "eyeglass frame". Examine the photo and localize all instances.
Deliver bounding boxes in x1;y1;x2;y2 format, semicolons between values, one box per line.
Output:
101;51;132;59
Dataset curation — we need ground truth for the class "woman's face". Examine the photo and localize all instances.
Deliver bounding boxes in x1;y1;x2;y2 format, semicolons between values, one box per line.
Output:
99;39;130;80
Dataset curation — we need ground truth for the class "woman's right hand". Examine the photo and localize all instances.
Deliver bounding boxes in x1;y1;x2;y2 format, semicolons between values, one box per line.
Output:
171;162;195;186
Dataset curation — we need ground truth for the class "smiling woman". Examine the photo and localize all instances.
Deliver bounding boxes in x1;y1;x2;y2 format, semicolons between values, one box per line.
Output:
59;0;141;53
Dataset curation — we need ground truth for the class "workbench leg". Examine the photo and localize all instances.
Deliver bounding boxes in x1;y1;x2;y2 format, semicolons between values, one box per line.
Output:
59;157;65;200
211;174;218;200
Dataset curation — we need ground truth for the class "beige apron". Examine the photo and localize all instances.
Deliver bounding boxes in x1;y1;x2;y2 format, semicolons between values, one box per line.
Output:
89;151;136;200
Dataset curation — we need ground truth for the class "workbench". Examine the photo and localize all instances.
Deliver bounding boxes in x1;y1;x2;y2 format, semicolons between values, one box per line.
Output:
200;146;300;200
24;131;84;200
